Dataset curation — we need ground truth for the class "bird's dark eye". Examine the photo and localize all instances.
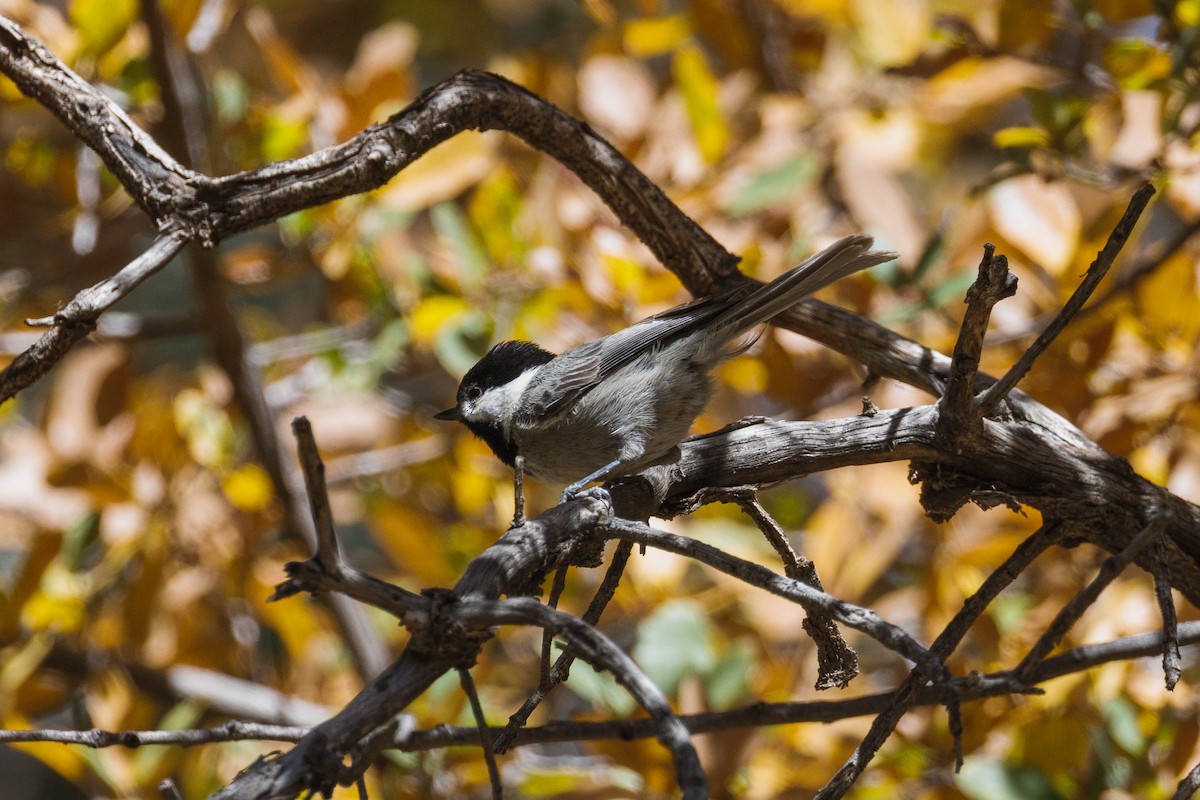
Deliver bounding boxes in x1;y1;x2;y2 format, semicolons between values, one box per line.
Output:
465;385;483;402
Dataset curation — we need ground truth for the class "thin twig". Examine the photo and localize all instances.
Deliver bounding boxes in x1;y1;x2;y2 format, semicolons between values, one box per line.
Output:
941;243;1016;430
947;698;964;771
601;518;944;679
1153;536;1182;690
456;597;707;799
678;486;859;689
1173;759;1200;800
0;721;310;747
540;565;570;691
513;455;527;528
459;669;502;800
1015;513;1167;680
291;417;343;568
978;183;1155;414
1;230;188;403
273;418;423;614
814;522;1063;800
141;0;390;680
493;541;634;754
11;619;1200;755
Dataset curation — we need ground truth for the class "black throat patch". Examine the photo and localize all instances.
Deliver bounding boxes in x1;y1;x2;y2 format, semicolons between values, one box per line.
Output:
462;417;519;467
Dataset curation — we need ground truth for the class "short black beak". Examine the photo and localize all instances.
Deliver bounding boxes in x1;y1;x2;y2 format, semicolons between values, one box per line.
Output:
434;406;460;421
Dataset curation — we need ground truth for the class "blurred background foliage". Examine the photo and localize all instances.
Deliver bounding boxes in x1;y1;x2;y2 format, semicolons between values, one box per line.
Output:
1;0;1200;797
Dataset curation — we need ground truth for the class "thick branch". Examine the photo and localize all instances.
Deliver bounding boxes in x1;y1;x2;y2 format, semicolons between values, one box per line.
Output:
0;17;193;223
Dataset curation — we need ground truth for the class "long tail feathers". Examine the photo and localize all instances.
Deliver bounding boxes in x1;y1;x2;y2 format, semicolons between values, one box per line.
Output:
713;233;896;337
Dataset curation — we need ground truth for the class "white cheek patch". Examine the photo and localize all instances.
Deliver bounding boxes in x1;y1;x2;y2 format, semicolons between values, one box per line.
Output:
463;369;537;430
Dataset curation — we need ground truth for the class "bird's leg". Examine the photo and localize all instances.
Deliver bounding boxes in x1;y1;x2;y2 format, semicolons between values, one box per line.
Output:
512;455;526;528
560;458;623;505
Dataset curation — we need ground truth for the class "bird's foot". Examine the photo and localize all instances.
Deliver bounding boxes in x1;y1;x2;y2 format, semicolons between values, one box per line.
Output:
560;485;612;509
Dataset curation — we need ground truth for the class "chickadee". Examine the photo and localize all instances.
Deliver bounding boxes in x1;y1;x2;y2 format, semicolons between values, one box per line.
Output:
436;234;894;507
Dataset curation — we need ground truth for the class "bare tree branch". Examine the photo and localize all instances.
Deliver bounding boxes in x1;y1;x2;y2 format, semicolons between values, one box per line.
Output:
459;668;502;800
600;518;945;678
1;230;187;402
978;184;1155;414
492;540;634;754
940;243;1016;431
814;521;1063;799
11;620;1200;755
1015;512;1167;680
2;14;1199;799
663;485;858;689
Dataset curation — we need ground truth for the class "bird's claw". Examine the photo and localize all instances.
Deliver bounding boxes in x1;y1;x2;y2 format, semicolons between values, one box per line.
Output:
560;485;612;509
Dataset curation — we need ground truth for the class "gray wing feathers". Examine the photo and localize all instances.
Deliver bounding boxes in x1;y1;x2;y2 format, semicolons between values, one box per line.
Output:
517;234;895;425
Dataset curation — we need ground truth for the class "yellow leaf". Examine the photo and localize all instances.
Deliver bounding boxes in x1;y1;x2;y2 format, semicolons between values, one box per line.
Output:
1;717;88;784
851;0;931;67
452;439;498;517
1105;39;1172;90
1092;0;1153;21
993;126;1051;149
997;0;1055;50
409;295;470;344
774;0;850;21
600;253;645;295
70;0;136;55
623;15;692;57
369;504;459;585
0;632;55;694
920;57;1056;123
582;0;617;26
377;131;497;212
1135;251;1200;347
672;46;728;163
21;582;87;635
720;357;768;395
1179;0;1200;26
221;464;275;513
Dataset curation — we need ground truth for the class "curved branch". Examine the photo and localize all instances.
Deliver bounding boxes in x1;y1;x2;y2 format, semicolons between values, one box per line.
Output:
600;518;944;678
12;621;1200;753
457;598;707;798
0;18;193;222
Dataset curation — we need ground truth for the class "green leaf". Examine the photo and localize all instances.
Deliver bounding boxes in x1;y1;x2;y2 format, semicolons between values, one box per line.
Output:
724;155;818;217
633;600;714;695
566;660;637;716
957;758;1064;800
261;112;309;162
705;639;754;709
994;126;1052;149
62;511;101;572
431;202;488;289
1104;697;1147;756
989;592;1032;636
132;701;205;782
212;70;250;124
434;309;492;376
928;270;978;307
